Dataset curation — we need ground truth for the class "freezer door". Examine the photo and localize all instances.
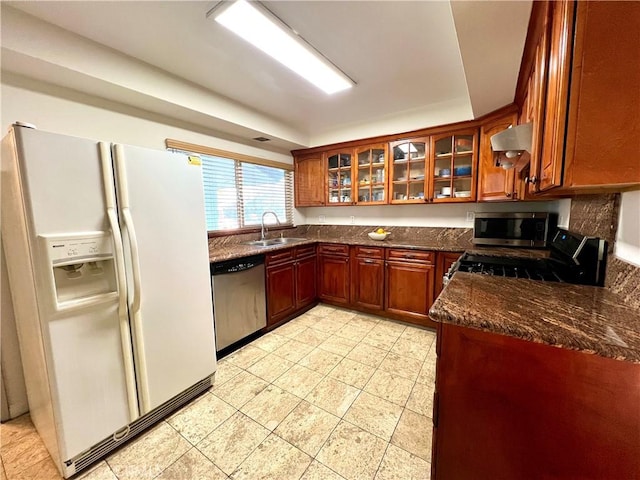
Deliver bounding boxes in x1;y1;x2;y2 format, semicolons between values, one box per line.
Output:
113;144;216;413
2;127;137;461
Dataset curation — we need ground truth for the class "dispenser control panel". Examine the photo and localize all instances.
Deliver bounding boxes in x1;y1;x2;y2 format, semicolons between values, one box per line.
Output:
43;233;114;265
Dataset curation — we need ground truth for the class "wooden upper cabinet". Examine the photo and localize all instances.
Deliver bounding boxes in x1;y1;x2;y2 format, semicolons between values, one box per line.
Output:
430;130;478;203
326;149;355;205
354;144;388;204
524;0;640;193
520;2;550;195
389;138;429;204
537;0;574;192
478;109;519;202
294;153;325;207
562;0;640;189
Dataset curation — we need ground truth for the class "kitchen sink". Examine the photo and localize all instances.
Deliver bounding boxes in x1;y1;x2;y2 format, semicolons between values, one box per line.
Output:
242;237;307;247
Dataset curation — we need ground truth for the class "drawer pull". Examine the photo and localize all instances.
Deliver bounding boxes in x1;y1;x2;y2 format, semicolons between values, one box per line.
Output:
363;259;375;264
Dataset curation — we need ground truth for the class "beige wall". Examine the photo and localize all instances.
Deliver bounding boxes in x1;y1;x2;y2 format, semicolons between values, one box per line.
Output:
616;191;640;266
1;75;294;163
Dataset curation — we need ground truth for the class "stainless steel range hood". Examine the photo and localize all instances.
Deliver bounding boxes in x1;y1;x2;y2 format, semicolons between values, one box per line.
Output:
490;123;533;164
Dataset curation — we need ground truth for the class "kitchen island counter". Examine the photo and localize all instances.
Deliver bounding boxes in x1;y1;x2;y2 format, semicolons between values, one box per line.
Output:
429;271;640;363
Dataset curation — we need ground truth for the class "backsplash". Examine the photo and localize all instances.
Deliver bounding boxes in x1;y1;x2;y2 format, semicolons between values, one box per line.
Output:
568;194;620;246
605;257;640;309
568;193;640;309
208;225;474;250
301;225;473;248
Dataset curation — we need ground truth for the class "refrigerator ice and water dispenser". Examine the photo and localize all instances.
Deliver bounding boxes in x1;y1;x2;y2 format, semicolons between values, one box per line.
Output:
42;232;118;309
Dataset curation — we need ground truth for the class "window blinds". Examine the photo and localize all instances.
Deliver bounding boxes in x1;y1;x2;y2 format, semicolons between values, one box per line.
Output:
166;140;293;233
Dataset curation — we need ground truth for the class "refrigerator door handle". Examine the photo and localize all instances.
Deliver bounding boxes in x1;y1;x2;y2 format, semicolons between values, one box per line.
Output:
99;142;140;422
113;144;151;413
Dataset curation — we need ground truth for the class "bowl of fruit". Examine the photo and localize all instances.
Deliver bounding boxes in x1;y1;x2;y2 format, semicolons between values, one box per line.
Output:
368;228;391;241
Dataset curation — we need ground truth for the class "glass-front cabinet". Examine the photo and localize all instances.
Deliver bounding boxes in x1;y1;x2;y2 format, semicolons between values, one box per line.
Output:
389;138;428;203
430;130;478;203
326;149;354;205
355;144;387;204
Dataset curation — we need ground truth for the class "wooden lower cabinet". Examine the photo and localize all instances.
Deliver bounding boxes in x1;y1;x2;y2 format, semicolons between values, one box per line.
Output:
350;247;384;311
384;249;435;328
269;243;442;330
266;246;317;328
295;254;317;309
318;244;350;305
434;252;461;297
266;261;296;326
432;323;640;479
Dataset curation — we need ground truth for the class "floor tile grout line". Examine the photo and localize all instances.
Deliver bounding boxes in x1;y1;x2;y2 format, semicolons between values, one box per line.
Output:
193;410;268;478
372;440;393;480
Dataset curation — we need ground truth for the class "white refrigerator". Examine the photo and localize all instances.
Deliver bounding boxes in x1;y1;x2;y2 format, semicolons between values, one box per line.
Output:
1;124;217;477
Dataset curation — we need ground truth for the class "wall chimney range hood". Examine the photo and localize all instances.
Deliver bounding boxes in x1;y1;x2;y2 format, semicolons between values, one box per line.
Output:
490;123;533;169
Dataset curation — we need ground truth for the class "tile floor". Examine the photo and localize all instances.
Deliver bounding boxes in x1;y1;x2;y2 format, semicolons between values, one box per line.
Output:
0;304;436;480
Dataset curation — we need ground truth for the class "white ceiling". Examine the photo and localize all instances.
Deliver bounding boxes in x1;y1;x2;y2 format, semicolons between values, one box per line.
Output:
2;1;532;152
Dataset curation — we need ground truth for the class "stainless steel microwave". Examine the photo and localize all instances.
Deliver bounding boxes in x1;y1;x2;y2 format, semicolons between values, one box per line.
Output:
472;212;557;247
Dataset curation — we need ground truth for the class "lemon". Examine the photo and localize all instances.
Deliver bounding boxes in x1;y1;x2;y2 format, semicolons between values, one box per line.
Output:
376;228;385;234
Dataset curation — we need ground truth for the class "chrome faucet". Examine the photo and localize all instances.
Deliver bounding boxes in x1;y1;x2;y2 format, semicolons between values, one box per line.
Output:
261;211;281;240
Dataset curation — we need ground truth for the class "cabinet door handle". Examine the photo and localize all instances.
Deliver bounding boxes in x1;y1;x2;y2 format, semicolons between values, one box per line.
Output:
345;258;349;263
506;192;512;198
433;391;439;428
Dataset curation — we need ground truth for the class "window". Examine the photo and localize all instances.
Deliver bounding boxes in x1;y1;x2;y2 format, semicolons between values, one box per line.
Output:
166;140;294;233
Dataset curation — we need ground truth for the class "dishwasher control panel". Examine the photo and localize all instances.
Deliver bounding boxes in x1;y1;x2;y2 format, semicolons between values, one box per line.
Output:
211;255;264;275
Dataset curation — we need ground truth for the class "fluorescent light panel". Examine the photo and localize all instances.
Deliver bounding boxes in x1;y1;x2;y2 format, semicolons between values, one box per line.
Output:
214;0;353;94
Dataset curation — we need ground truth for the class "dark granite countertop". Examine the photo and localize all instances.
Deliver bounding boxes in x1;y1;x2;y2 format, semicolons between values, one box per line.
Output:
429;272;640;363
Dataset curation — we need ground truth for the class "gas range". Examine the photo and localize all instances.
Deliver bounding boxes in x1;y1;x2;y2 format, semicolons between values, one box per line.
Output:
455;254;564;282
446;229;608;287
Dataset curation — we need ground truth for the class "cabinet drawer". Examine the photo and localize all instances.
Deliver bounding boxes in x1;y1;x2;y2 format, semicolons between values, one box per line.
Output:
295;244;316;259
266;248;295;266
386;248;434;264
318;243;349;256
354;246;384;259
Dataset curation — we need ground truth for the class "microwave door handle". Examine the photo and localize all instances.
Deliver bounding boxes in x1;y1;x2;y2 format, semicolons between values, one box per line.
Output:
99;142;139;422
113;144;151;413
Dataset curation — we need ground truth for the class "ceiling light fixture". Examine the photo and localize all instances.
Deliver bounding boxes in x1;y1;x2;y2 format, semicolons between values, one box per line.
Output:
209;0;354;94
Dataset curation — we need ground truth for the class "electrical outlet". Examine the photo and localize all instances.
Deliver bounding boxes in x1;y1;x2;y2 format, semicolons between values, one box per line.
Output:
350;215;355;224
466;211;475;222
319;215;325;224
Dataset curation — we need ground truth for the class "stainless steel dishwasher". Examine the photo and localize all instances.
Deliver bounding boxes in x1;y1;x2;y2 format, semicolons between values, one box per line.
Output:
210;255;266;351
